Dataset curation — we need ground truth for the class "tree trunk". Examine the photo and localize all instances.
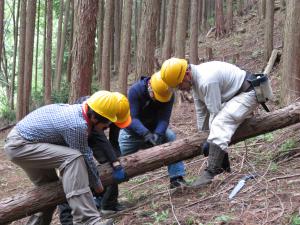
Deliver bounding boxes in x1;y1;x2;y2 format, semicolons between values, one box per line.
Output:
100;0;114;90
66;0;74;83
155;0;162;49
10;0;20;110
237;0;244;16
118;0;132;95
201;0;207;31
264;0;274;62
1;102;300;224
197;0;203;33
215;0;225;39
159;0;166;51
260;0;266;20
54;0;64;90
16;0;26;121
44;0;52;105
226;0;233;33
23;0;36;116
96;0;104;82
55;0;71;92
42;0;47;88
281;0;300;105
161;0;175;61
0;0;4;64
69;0;98;103
174;0;189;58
189;0;199;64
34;0;40;93
113;0;121;73
136;0;159;78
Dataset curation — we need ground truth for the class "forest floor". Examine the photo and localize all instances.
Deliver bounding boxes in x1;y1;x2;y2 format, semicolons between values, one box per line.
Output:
1;5;300;225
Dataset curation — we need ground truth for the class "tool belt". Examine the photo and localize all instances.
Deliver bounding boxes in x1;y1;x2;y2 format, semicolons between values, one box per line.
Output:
239;72;273;112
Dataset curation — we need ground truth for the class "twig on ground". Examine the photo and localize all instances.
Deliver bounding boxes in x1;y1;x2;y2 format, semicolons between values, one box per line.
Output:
168;189;181;225
268;173;300;182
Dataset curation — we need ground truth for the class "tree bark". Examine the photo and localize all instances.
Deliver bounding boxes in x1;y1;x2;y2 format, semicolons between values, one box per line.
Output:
100;0;114;90
198;0;203;34
215;0;225;39
162;0;175;61
2;102;300;224
189;0;199;64
66;0;74;83
174;0;189;58
55;0;71;92
226;0;233;33
69;0;98;103
23;0;36;116
0;0;4;64
118;0;132;95
10;0;21;110
96;0;104;82
281;0;300;105
159;0;166;50
237;0;244;16
34;0;40;93
44;0;52;105
260;0;266;20
201;0;207;31
264;0;274;62
42;0;47;88
54;0;64;89
136;0;159;78
113;0;121;73
16;0;27;121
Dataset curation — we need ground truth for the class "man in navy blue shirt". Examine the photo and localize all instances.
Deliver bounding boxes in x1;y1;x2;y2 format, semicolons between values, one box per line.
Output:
119;72;186;188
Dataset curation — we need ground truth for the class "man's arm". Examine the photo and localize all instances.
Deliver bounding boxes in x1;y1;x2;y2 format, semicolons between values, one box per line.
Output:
154;95;174;135
203;82;222;128
127;86;150;136
194;98;210;131
89;130;118;164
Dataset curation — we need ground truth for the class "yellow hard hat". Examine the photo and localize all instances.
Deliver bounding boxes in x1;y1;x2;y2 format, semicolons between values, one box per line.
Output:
86;91;118;122
113;92;132;128
160;58;188;88
150;72;173;103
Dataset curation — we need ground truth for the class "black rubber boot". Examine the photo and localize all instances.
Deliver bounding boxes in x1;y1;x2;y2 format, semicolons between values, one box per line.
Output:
26;207;55;225
170;176;187;189
191;143;226;188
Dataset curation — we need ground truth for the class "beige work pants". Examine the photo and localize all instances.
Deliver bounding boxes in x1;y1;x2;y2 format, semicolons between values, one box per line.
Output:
4;127;102;225
208;91;258;151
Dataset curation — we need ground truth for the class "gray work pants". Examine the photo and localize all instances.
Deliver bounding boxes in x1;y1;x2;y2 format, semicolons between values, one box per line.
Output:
4;128;102;225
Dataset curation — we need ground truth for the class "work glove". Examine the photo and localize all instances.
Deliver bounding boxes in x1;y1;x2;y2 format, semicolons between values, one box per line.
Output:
143;132;157;146
153;133;164;145
202;141;210;157
112;165;128;183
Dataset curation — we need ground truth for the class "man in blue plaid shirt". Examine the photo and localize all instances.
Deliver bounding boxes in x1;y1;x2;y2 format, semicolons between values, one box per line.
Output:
4;91;121;225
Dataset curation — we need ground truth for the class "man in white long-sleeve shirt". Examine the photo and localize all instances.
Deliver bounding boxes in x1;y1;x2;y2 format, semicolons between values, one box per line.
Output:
160;58;259;187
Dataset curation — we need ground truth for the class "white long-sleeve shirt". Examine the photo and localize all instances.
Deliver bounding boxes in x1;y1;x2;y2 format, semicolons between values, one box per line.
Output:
191;61;246;131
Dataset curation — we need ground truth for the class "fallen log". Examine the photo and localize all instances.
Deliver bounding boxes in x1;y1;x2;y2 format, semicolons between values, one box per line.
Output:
1;102;300;224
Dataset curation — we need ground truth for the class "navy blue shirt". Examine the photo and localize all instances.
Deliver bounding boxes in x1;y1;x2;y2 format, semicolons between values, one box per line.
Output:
125;77;174;136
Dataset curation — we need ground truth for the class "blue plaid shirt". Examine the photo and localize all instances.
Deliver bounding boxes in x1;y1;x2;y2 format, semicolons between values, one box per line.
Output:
16;104;101;188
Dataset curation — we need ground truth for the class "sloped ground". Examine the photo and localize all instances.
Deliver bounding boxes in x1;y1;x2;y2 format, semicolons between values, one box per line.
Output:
1;5;300;225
